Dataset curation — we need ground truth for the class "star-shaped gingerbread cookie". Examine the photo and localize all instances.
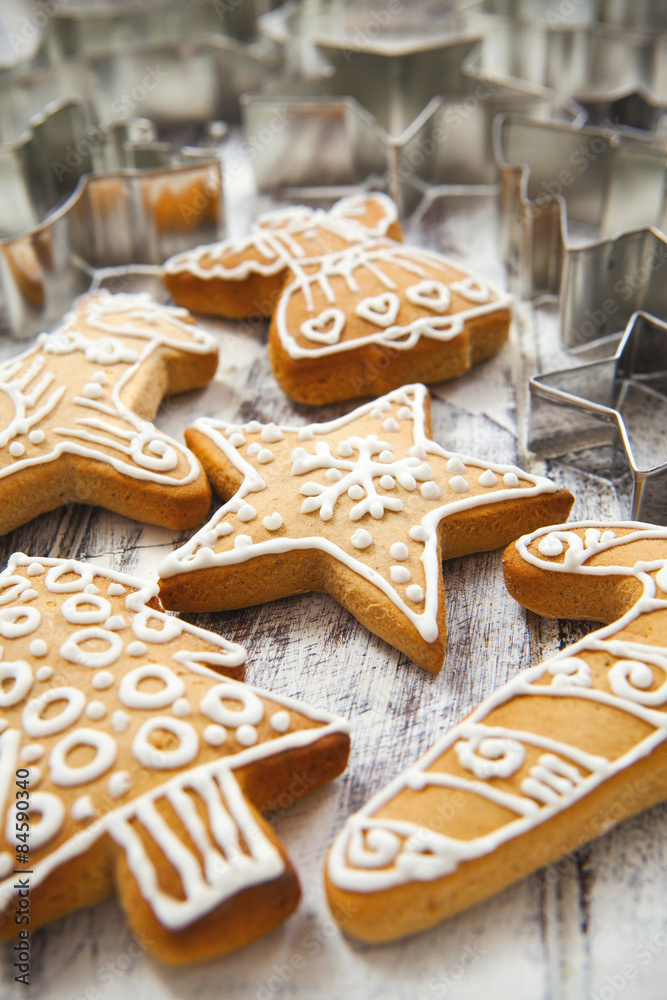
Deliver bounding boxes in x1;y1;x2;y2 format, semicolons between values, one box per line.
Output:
0;554;350;964
163;192;402;319
0;290;218;534
326;521;667;942
268;240;514;404
158;384;573;672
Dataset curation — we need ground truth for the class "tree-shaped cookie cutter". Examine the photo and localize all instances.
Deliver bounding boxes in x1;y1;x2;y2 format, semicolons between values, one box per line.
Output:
529;311;667;523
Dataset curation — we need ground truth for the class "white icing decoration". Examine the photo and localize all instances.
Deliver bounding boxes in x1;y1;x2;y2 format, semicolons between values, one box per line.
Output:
390;566;411;584
406;280;451;313
382;418;400;433
108;771;132;798
238;504;256;522
23;687;86;738
107;582;125;597
0;606;41;638
49;728;117;786
445;457;465;474
228;433;245;448
35;665;52;681
409;525;428;542
91;671;114;690
355;293;400;328
455;736;526;779
421;481;441;500
60;627;123;668
200;684;264;728
19;743;44;763
20;589;38;602
71;795;97;822
263;512;283;531
503;473;519;487
406;585;425;603
61;593;111;625
0;661;33;706
112;710;130;733
390;543;409;561
172;698;192;717
269;711;290;733
380;475;395;490
29;639;48;657
478;469;498;487
104;616;126;631
301;308;346;345
448;476;470;493
27;563;44;576
132;716;199;770
257;449;273;464
236;724;258;747
9;442;25;457
450;276;491;303
261;424;283;444
28;431;44;445
203;724;227;746
539;535;565;557
351;529;373;549
126;641;148;657
86;700;106;720
119;664;186;710
6;791;65;851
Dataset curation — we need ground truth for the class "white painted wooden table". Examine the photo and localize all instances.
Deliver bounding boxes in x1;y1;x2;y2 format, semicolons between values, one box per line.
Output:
1;134;666;1000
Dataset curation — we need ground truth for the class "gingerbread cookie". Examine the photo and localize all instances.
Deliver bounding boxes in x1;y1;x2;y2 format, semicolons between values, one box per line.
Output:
268;239;513;405
163;192;402;319
157;384;573;672
0;553;350;964
0;290;218;535
325;521;667;942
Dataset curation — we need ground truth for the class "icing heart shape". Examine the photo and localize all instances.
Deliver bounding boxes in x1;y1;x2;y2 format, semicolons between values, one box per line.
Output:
450;276;490;303
300;308;346;344
355;292;400;328
406;280;451;313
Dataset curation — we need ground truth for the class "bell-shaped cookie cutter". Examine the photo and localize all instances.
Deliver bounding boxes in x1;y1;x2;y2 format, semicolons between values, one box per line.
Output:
495;114;667;348
528;310;667;523
0;98;224;339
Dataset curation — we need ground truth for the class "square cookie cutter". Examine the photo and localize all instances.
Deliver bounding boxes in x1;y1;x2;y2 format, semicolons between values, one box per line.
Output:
529;310;667;523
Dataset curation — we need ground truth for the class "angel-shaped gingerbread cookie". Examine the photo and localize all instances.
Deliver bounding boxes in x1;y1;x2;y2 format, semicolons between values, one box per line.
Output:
269;240;513;404
163;192;401;319
326;521;667;942
0;290;217;534
0;554;350;964
158;384;573;672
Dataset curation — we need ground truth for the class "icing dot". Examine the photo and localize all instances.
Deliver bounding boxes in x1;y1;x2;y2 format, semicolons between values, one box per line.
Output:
71;796;97;822
238;504;256;522
91;671;114;690
298;428;314;441
126;641;147;657
261;423;283;443
20;589;38;602
538;535;565;557
446;457;466;474
410;445;428;460
257;448;274;464
108;771;132;798
236;724;258;747
203;724;227;746
351;529;373;549
92;371;107;384
27;766;43;787
479;469;498;487
9;442;25;457
28;430;45;445
390;566;412;584
82;382;104;399
338;442;354;457
247;442;261;456
27;562;44;576
246;421;262;433
449;476;470;493
112;710;130;733
20;744;44;763
235;534;253;548
29;639;48;657
228;432;246;447
104;615;126;631
409;525;429;542
503;472;520;487
406;584;425;603
382;418;400;432
215;522;233;537
326;468;343;482
370;407;384;420
421;481;441;500
36;665;53;681
172;698;192;717
397;407;413;420
348;485;364;500
263;512;283;531
379;450;394;463
107;583;125;597
390;542;409;560
380;475;395;490
84;584;99;595
85;701;106;721
270;710;290;733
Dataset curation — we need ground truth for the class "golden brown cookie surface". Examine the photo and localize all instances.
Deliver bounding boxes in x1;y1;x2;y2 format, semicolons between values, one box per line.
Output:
0;554;350;964
158;384;572;672
0;290;218;534
325;522;667;942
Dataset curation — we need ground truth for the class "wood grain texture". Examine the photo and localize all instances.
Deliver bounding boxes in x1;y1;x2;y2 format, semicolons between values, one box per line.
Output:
1;138;665;999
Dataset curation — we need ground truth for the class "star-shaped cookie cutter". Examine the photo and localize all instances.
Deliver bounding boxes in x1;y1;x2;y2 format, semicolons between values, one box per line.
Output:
495;114;667;348
528;310;667;523
0;97;225;339
242;21;579;215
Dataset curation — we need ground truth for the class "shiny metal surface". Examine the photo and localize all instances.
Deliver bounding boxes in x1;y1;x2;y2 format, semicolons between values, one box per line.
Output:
529;311;667;522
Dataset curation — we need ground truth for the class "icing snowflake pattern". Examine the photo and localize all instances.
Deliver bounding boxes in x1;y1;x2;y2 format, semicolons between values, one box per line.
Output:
328;522;667;893
0;554;349;941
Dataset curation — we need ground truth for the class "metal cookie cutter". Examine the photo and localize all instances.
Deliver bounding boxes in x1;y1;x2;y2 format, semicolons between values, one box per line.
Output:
495;114;667;348
242;27;576;215
0;98;224;339
528;310;667;523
